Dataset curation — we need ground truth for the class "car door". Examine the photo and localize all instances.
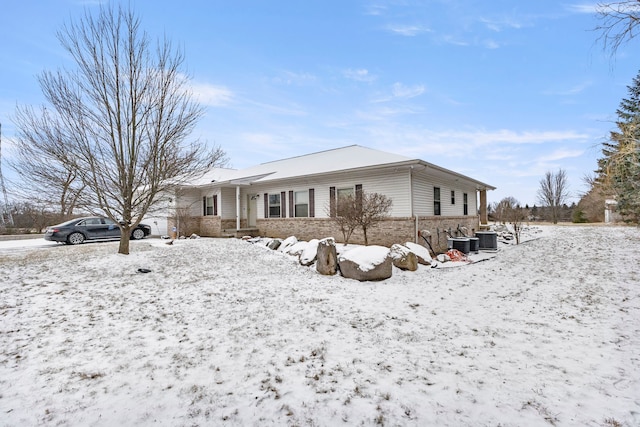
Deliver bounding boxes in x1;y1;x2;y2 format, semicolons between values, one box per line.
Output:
102;218;122;239
80;217;108;239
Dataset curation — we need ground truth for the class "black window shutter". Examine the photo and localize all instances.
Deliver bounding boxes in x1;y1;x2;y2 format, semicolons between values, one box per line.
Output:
202;197;206;216
289;191;294;218
329;186;336;217
213;195;218;216
281;191;287;218
309;188;315;217
355;184;363;211
264;193;269;218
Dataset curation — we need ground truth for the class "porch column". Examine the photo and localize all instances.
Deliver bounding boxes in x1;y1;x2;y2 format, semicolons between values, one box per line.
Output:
479;189;488;224
236;185;241;230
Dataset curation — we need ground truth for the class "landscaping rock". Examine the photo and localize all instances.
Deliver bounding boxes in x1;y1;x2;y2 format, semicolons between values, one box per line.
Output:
437;253;451;263
316;238;338;275
267;239;282;250
284;241;307;257
278;236;298;252
300;239;319;266
405;241;432;265
390;244;418;271
338;245;392;281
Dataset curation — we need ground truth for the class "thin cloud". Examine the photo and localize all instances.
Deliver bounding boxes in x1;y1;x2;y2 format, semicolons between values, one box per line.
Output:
442;128;590;145
566;3;599;14
543;81;593;96
391;82;425;99
371;82;426;103
441;35;470;47
272;70;317;86
386;24;431;36
243;99;308;117
365;4;387;16
483;39;501;49
537;148;584;162
479;17;525;32
343;68;377;83
191;82;234;107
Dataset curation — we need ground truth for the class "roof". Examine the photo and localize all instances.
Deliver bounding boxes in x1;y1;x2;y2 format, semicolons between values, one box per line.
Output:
189;145;495;190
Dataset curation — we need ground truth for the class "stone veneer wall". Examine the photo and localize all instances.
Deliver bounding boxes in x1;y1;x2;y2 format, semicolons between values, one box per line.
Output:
189;215;479;254
221;219;248;231
200;216;222;237
167;217;202;238
256;216;479;253
256;217;416;248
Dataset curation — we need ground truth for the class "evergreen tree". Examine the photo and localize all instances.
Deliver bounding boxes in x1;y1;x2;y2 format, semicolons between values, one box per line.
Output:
597;70;640;222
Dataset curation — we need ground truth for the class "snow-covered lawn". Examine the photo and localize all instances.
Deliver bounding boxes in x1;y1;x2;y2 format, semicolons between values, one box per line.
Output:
1;225;638;426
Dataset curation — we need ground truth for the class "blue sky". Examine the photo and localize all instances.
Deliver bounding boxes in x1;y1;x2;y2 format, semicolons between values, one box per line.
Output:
1;1;638;206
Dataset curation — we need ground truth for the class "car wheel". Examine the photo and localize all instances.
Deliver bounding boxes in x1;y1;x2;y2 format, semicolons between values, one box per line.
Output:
67;232;85;245
131;228;145;240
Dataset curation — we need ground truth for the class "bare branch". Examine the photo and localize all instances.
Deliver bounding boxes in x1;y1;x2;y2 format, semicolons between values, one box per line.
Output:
12;4;226;254
596;1;640;56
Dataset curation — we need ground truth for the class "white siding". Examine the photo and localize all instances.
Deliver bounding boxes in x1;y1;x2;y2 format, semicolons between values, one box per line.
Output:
412;171;479;217
192;165;482;222
248;168;412;219
221;187;237;219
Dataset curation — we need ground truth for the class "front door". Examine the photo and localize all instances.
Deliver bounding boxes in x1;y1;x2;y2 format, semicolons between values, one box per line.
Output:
247;194;257;227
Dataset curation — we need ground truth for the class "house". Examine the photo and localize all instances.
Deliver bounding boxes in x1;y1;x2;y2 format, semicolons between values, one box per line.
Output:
148;145;496;250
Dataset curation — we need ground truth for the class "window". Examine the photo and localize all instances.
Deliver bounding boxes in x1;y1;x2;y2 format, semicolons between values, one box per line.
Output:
337;187;354;216
203;195;217;216
434;187;441;216
268;194;281;218
451;190;455;205
294;191;309;217
463;193;468;215
205;196;214;216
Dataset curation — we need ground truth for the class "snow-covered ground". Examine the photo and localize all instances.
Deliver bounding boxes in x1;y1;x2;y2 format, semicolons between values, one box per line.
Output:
0;225;638;426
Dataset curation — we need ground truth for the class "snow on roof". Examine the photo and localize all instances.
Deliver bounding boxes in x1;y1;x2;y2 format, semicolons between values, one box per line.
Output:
196;145;412;185
251;145;413;178
189;145;494;189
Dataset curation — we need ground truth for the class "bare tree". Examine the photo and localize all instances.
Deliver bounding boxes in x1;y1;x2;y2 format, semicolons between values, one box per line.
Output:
10;106;86;221
326;193;359;245
537;169;571;224
498;197;526;244
13;5;226;254
327;190;392;245
358;192;392;245
595;1;640;56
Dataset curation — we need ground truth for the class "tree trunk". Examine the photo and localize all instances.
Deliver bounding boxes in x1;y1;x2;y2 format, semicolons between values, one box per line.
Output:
119;226;131;255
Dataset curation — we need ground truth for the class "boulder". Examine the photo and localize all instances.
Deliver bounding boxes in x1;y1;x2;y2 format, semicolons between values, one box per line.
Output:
278;236;298;252
316;238;338;275
299;239;319;266
267;239;282;250
390;244;418;271
437;253;451;263
338;245;392;281
284;241;307;257
404;241;432;265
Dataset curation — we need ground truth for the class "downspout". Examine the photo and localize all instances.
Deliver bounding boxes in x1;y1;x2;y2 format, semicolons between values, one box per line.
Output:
410;166;418;243
236;185;241;231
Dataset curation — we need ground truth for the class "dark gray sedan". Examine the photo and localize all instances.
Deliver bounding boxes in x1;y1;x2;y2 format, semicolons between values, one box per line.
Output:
44;217;152;245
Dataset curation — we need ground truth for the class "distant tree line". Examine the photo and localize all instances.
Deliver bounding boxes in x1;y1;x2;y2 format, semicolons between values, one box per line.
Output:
488;201;578;224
